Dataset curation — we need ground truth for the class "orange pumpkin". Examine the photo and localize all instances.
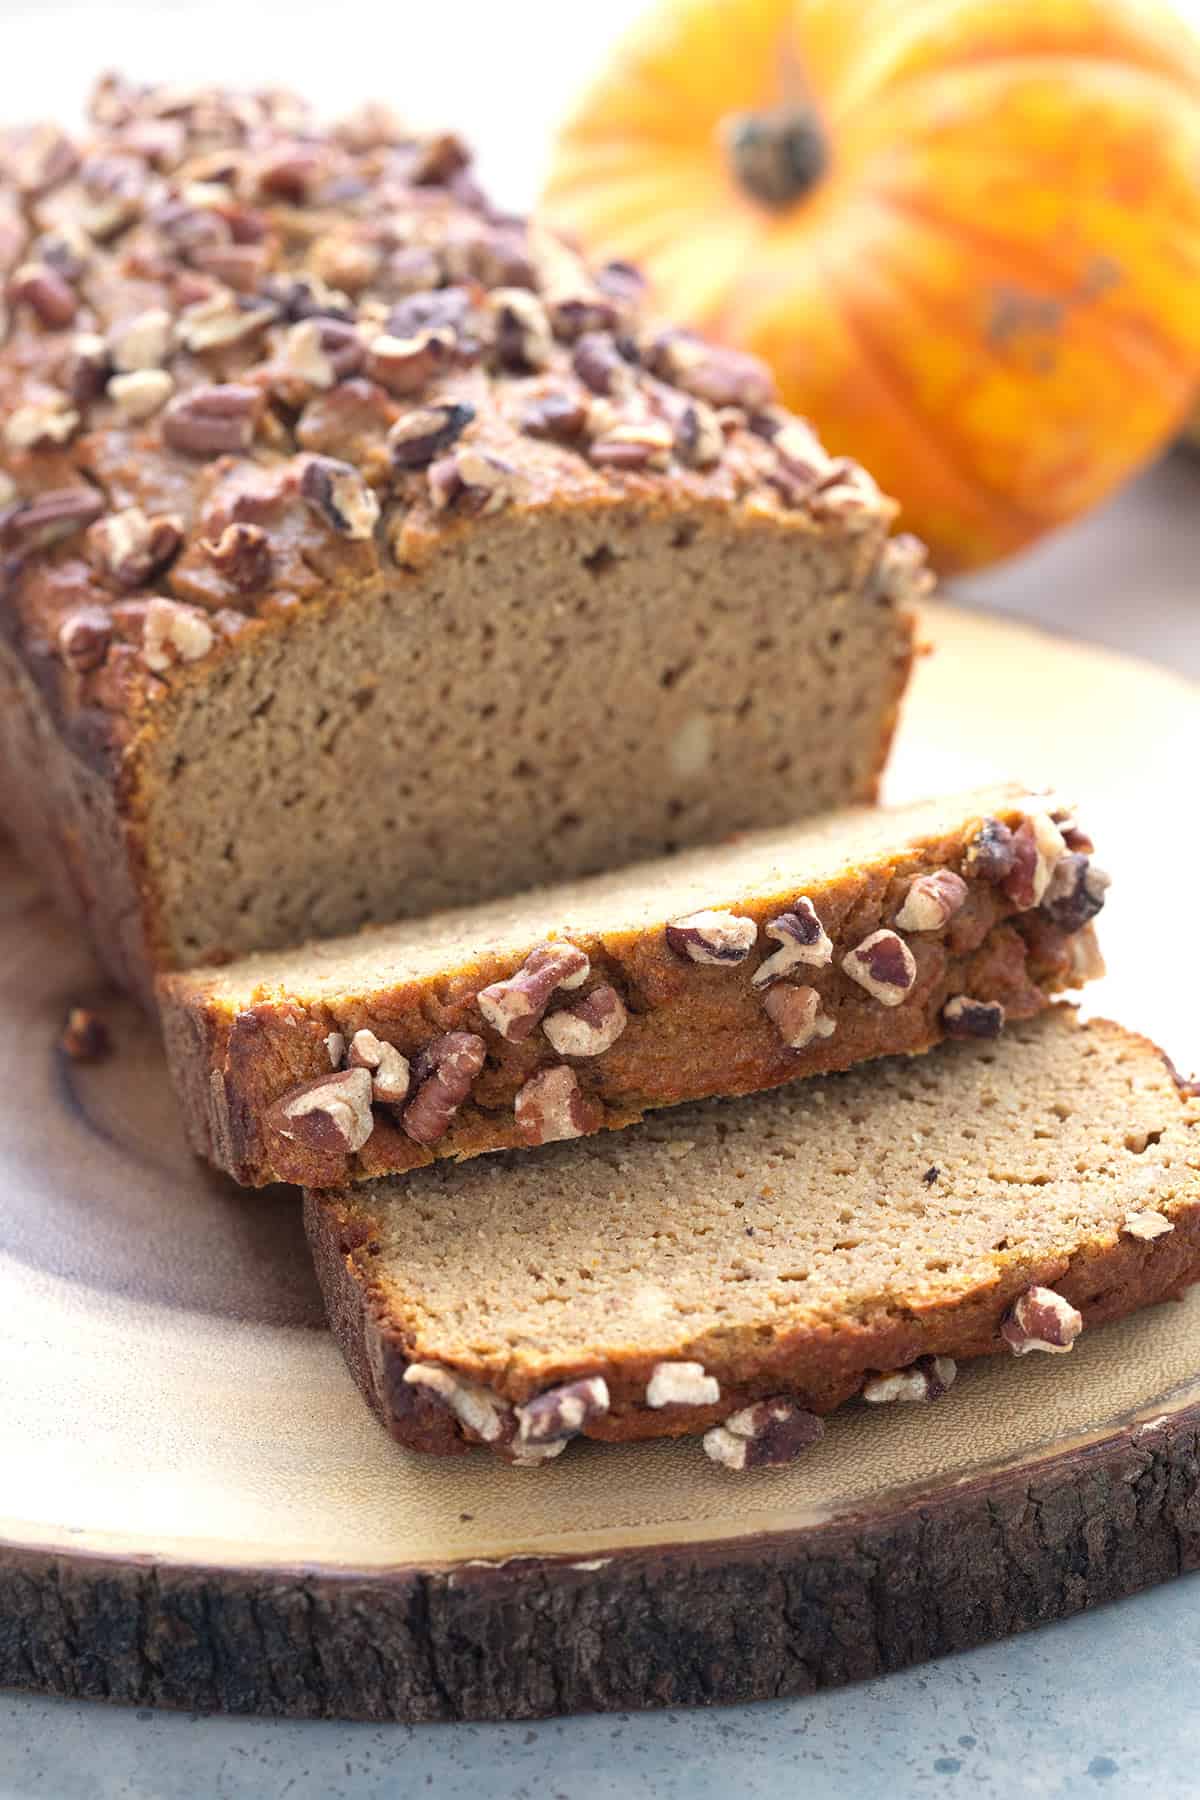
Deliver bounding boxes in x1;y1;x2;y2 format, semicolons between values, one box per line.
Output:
543;0;1200;569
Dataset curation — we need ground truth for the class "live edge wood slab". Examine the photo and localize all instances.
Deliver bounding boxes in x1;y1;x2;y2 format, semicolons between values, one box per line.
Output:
0;605;1197;1722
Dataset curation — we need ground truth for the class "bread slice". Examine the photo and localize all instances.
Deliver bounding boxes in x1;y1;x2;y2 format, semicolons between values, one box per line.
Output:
0;77;917;1006
160;783;1107;1187
305;1011;1200;1467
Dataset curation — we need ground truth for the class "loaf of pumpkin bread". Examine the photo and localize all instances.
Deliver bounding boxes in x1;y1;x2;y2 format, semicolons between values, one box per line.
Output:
0;77;920;1005
306;1011;1200;1467
159;782;1108;1187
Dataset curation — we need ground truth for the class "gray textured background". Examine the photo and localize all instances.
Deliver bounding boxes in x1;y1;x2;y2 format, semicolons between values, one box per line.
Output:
2;2;1199;1792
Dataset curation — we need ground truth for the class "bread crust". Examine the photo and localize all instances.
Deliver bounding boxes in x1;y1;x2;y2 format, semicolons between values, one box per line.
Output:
0;78;918;1004
303;1016;1200;1459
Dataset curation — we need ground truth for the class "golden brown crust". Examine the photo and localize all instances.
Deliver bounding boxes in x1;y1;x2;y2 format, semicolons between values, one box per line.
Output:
0;79;918;1001
304;1016;1200;1460
159;793;1105;1185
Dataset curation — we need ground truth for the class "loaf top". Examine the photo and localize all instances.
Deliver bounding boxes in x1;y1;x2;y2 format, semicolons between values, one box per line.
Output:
308;1011;1200;1452
0;76;911;766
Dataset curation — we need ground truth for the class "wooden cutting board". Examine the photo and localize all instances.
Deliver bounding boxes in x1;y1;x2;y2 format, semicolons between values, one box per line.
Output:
0;603;1197;1723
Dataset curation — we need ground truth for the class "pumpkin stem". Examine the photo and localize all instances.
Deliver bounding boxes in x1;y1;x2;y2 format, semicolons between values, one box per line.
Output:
721;105;828;211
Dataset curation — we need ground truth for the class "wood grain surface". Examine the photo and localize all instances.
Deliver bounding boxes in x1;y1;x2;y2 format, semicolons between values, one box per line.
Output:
0;603;1197;1721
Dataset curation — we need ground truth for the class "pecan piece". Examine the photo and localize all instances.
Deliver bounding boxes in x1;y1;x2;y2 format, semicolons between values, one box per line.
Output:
703;1398;823;1471
665;909;757;966
1003;812;1066;910
520;387;589;442
646;1361;720;1408
402;1032;486;1146
9;261;78;328
751;897;833;989
345;1028;412;1105
489;287;554;371
942;995;1006;1040
141;596;215;672
108;368;174;421
365;328;454;397
177;291;277;353
59;1005;111;1062
388;401;475;470
514;1065;590;1145
589;418;674;471
542;985;628;1057
963;816;1015;883
1041;854;1111;932
4;396;79;449
672;397;724;468
1001;1285;1083;1355
87;506;183;588
894;869;968;933
842;929;917;1006
429;447;523;514
515;1376;610;1447
403;1363;511;1444
162;383;261;455
1123;1211;1173;1241
202;521;272;592
477;941;589;1042
762;984;836;1052
299;455;381;540
644;329;775;409
0;487;104;550
324;1031;346;1068
62;331;111;406
572;332;629;397
862;1356;956;1404
266;1067;375;1156
109;306;172;372
57;605;112;673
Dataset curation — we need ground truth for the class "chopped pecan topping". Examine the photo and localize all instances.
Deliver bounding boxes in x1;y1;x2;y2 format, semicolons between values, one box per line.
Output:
1067;924;1106;985
402;1031;486;1146
9;261;78;328
141;596;215;671
520;387;589;442
1001;1285;1083;1355
299;454;381;539
644;328;775;409
963;816;1016;883
1003;812;1067;910
477;941;589;1042
515;1376;610;1447
514;1064;591;1145
489;287;554;371
665;909;757;966
862;1356;956;1404
842;929;917;1006
162;382;261;455
942;995;1005;1040
542;985;628;1057
1041;854;1110;932
177;290;277;353
387;400;475;470
672;397;724;468
12;125;78;197
62;331;111;406
0;486;104;550
203;521;272;592
386;286;476;345
403;1362;511;1444
87;506;183;588
59;1005;111;1062
572;332;630;397
346;1027;412;1105
762;984;836;1052
1123;1211;1173;1241
108;368;175;421
324;1031;346;1068
894;869;968;933
189;241;272;293
365;328;454;396
703;1398;823;1471
589;417;674;471
109;306;173;371
57;605;113;672
266;1066;375;1156
429;446;524;514
269;319;336;395
4;396;79;449
751;897;833;989
647;1361;720;1408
